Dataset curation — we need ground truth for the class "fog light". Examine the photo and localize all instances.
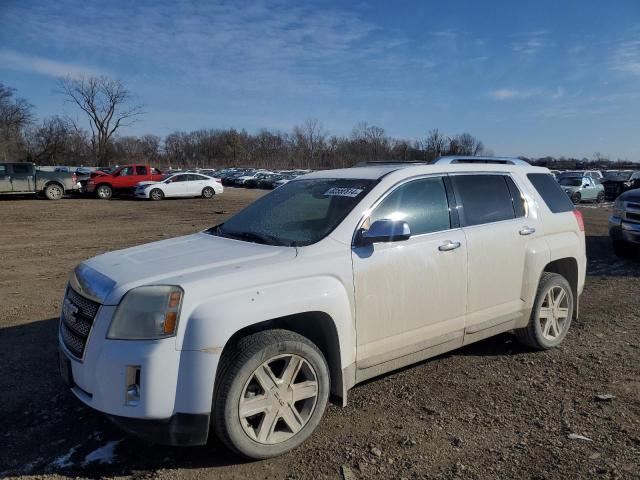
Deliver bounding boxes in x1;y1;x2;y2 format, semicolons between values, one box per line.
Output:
125;366;141;406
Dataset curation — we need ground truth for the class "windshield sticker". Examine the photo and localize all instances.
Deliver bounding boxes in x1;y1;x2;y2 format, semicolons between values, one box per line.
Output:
324;187;364;197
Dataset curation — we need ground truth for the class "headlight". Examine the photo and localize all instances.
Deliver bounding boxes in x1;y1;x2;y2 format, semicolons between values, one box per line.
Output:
107;285;183;340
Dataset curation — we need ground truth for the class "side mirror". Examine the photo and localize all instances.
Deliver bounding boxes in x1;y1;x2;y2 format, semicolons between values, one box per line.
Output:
357;219;411;246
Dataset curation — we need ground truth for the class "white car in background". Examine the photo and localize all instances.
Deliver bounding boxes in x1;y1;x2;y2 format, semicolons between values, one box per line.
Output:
135;173;223;200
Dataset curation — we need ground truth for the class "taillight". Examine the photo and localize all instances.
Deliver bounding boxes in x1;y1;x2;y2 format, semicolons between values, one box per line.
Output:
72;173;77;183
214;178;222;184
573;209;585;232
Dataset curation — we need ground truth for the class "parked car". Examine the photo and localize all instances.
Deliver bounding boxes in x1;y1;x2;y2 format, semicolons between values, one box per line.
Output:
601;170;640;200
609;189;640;256
559;170;603;183
0;162;79;200
86;164;165;199
244;172;275;188
58;156;586;459
558;175;605;204
134;173;223;200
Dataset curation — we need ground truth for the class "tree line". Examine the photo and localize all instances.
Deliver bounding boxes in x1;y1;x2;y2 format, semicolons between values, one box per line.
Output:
0;76;635;171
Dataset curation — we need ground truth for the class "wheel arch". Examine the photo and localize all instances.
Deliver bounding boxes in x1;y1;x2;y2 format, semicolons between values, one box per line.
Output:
43;180;64;190
543;257;579;320
215;311;345;406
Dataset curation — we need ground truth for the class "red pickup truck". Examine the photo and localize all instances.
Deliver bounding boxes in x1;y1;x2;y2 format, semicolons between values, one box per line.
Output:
87;164;164;199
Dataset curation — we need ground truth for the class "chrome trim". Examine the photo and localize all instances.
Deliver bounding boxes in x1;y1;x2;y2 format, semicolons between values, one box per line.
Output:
621;221;640;232
69;263;115;304
59;285;102;363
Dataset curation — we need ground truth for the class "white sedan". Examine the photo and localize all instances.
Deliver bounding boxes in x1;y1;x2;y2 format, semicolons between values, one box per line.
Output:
135;173;223;200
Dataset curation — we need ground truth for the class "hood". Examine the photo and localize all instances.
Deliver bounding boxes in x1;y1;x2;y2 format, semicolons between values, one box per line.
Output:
80;232;297;304
618;188;640;202
136;181;158;188
562;185;580;193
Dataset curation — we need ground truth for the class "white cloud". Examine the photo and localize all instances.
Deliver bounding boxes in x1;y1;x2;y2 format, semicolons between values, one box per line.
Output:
488;87;564;101
0;50;104;78
512;30;550;55
488;88;533;100
613;39;640;76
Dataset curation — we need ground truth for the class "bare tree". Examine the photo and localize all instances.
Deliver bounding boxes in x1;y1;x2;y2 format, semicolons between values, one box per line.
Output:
0;83;33;161
448;133;483;156
423;128;447;161
293;119;326;169
58;75;144;163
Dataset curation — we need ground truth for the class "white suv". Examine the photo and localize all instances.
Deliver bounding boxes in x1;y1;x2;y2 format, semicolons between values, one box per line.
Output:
58;157;586;459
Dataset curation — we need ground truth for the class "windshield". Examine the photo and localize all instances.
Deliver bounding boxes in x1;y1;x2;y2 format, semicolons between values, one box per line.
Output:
559;178;583;187
207;178;376;246
604;172;632;180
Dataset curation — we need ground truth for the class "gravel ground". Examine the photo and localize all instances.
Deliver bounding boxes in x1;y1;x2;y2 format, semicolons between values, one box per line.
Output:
0;191;638;480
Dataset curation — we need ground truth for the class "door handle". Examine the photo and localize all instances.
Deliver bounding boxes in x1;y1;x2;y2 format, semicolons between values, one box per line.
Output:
519;226;536;236
438;240;461;251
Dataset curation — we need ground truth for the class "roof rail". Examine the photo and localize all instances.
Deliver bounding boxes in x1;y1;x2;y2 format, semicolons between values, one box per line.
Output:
433;156;530;166
354;160;430;167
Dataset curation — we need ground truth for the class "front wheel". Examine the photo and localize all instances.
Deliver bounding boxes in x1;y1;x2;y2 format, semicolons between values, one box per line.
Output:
515;272;574;350
571;192;581;204
596;191;605;203
96;184;112;200
202;186;215;199
213;330;329;459
149;188;164;201
44;183;64;200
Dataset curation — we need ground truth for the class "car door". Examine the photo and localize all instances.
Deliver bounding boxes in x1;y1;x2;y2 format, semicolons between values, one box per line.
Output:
582;177;597;200
163;174;188;197
450;173;534;334
9;163;33;192
0;164;11;192
186;174;205;195
352;176;467;368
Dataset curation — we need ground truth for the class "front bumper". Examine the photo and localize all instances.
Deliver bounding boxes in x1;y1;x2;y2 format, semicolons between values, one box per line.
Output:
58;304;220;445
107;412;210;446
609;216;640;244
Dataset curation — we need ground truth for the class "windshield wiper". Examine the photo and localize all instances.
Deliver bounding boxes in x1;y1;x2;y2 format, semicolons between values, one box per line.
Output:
211;226;292;246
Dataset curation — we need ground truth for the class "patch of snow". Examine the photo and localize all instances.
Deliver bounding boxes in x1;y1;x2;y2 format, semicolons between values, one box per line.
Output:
82;440;122;466
51;445;79;469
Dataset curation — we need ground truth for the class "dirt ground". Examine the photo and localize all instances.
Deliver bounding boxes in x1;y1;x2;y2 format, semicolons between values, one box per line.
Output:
0;190;638;480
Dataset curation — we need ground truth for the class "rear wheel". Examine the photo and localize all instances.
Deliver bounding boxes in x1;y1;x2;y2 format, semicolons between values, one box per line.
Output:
44;183;64;200
96;184;112;200
570;192;581;204
202;186;215;199
150;188;164;201
213;330;329;459
515;272;574;350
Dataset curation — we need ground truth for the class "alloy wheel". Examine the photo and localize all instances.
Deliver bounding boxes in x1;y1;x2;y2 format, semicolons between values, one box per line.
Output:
538;286;570;341
239;354;319;445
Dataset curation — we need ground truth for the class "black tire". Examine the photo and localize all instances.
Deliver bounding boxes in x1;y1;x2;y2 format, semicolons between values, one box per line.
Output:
612;238;630;257
149;188;164;201
570;192;581;204
514;272;574;350
213;329;330;459
596;191;605;203
96;184;112;200
44;183;64;200
202;186;215;199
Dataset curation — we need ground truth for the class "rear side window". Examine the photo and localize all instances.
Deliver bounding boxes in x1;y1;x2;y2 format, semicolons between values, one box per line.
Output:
12;163;31;174
527;173;574;213
136;166;147;175
371;177;451;235
451;174;516;226
505;176;527;218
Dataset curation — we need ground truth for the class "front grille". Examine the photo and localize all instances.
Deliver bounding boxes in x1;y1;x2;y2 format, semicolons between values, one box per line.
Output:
628;202;640;210
626;211;640;223
60;287;100;359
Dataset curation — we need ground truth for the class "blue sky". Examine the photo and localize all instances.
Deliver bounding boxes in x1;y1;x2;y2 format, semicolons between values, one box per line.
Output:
1;0;639;159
